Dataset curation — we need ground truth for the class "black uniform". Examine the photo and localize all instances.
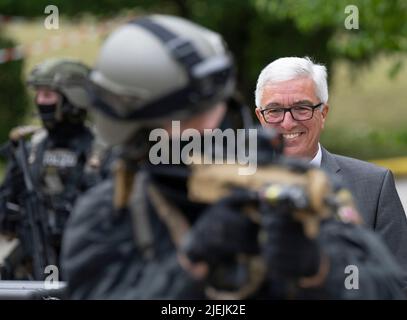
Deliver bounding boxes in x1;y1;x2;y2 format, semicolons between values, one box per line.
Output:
0;124;99;279
61;160;406;299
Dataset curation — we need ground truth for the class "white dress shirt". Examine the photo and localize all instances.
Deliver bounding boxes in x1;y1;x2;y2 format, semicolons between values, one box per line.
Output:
309;143;322;167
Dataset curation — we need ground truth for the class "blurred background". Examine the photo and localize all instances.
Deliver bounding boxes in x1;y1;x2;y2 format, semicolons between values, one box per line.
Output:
0;0;406;206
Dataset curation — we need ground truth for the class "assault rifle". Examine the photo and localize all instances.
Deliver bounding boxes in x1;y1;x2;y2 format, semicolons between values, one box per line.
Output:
0;126;56;280
182;127;361;299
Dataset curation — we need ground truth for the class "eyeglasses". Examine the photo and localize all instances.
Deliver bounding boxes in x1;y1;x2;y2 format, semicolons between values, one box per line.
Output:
260;102;323;124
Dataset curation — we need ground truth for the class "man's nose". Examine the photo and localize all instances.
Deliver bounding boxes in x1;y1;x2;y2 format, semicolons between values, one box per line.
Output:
280;110;297;130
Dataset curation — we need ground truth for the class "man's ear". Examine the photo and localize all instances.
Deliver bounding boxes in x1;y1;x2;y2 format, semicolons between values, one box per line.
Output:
255;107;266;126
321;104;329;129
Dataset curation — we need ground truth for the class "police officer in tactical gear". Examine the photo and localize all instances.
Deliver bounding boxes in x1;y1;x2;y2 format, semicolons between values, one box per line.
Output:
0;58;101;280
61;15;405;299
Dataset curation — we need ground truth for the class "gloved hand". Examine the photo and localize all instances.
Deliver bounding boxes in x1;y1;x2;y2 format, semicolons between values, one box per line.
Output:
181;189;259;268
260;205;321;279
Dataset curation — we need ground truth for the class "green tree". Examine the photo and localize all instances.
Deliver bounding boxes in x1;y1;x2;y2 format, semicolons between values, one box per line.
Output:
0;0;406;159
2;0;406;101
0;33;29;146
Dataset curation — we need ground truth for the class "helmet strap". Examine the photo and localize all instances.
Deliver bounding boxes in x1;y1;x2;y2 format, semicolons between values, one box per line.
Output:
113;159;136;210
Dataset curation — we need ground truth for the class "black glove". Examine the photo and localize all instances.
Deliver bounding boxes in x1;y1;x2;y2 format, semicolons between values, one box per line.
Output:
181;189;259;267
260;205;321;279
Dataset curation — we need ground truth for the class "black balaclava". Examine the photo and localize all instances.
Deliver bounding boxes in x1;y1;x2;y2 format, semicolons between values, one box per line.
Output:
37;95;87;139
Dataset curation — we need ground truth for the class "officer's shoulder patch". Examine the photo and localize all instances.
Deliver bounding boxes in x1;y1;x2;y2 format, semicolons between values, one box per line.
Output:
9;125;43;142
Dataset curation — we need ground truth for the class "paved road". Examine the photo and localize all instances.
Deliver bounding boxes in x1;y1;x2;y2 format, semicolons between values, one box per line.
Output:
396;178;407;213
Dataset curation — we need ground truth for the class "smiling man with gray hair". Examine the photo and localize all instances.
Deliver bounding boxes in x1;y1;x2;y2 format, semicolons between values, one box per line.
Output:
255;56;407;271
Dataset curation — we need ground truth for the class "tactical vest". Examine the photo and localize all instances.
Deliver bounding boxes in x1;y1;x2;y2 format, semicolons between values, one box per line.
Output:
28;128;95;238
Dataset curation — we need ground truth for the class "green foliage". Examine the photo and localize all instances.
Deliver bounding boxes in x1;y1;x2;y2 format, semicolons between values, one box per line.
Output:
322;127;407;160
0;35;29;145
1;0;407;159
154;0;407;101
1;0;406;101
0;0;164;18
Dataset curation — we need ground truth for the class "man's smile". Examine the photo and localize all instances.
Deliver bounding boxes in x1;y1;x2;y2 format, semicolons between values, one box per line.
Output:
282;132;303;139
281;132;305;145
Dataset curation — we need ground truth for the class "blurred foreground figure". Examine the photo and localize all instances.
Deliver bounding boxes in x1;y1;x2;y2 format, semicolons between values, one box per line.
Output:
61;15;405;299
0;59;102;280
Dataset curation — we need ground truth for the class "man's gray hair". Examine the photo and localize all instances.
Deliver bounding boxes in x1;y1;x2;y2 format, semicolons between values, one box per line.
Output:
255;56;328;108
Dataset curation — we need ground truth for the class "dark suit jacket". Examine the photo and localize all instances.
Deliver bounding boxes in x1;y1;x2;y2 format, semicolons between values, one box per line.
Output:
321;147;407;270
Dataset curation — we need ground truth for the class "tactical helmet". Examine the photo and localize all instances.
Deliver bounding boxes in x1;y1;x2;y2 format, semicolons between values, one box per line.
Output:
87;14;236;146
27;58;91;109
